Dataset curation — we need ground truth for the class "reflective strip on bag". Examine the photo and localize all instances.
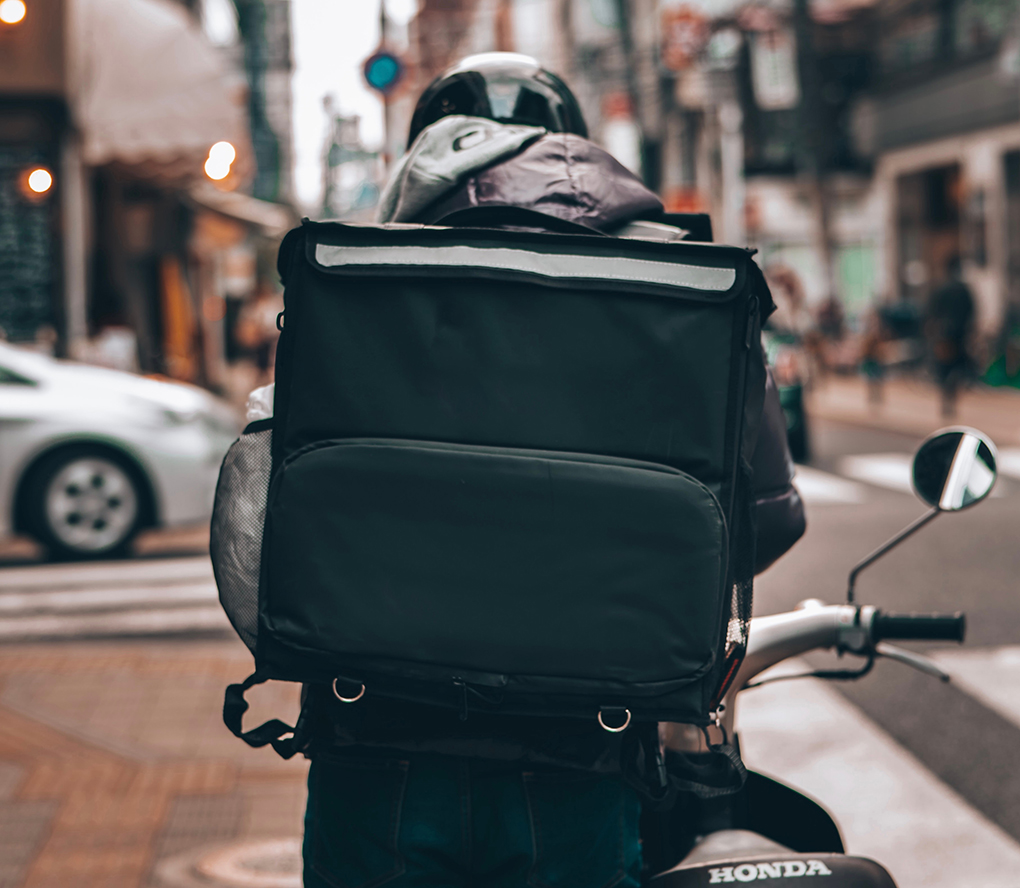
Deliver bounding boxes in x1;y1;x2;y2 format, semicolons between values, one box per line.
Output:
314;243;737;293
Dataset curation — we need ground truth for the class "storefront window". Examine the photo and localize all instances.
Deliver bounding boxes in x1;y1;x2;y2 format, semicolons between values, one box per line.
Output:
879;9;939;72
955;0;1012;56
0;145;55;343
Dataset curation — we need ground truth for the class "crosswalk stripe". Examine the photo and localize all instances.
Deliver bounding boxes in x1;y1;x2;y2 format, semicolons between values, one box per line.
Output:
0;555;225;640
837;452;1010;498
0;582;218;615
793;466;866;504
996;448;1020;481
837;453;915;494
739;663;1020;886
0;556;213;591
0;606;230;641
932;646;1020;731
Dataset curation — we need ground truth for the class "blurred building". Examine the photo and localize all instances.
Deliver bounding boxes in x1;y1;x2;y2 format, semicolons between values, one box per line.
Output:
389;0;641;177
320;105;383;221
731;1;880;323
0;0;67;348
372;0;1020;342
374;0;482;166
231;0;296;204
865;0;1020;339
0;0;293;390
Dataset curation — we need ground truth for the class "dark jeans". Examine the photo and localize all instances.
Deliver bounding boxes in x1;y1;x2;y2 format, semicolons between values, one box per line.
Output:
302;752;643;888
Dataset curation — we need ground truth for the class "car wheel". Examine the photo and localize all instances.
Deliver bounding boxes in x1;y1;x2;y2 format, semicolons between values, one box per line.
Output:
25;447;143;560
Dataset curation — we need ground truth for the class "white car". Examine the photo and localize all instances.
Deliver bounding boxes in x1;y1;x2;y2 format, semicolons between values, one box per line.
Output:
0;342;239;559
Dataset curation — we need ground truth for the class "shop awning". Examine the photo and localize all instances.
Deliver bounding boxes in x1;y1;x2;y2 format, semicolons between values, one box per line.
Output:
189;182;294;237
68;0;252;180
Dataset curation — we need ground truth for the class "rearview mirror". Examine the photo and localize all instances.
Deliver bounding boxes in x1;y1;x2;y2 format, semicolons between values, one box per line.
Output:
912;427;997;511
847;426;999;602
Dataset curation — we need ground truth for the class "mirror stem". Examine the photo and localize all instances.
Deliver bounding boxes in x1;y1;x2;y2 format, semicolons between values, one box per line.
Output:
847;508;940;603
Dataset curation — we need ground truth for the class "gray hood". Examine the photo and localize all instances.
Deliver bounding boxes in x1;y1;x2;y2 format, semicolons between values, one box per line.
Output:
378;117;663;231
378;116;546;224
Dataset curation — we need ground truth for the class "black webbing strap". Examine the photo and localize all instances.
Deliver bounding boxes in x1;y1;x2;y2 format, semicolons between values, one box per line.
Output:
663;743;747;800
623;726;747;811
432;205;609;236
223;672;309;760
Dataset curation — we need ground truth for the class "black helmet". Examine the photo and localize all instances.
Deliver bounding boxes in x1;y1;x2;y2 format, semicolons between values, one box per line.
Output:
407;52;588;149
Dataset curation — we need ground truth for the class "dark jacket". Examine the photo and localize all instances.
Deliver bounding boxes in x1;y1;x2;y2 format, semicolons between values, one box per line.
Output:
310;121;805;767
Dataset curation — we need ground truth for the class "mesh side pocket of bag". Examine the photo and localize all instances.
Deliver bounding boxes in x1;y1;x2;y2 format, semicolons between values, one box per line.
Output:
210;428;272;653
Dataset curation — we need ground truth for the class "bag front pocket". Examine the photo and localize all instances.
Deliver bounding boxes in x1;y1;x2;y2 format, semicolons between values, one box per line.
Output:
263;439;727;688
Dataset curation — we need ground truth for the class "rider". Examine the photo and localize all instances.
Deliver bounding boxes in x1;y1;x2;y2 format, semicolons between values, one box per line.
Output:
301;53;806;888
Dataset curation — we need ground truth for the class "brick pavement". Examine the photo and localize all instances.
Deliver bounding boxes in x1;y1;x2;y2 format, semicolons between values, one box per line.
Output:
806;375;1020;445
0;639;307;888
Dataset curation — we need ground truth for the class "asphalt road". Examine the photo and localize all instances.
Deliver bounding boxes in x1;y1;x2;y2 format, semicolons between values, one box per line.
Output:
755;417;1020;844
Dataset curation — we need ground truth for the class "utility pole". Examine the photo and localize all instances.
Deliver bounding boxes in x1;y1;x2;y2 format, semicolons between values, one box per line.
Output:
614;0;663;192
556;0;575;82
495;0;514;52
380;0;392;167
793;0;837;302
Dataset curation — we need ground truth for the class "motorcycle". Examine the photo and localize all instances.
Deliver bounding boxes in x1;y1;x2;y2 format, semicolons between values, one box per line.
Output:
646;426;998;887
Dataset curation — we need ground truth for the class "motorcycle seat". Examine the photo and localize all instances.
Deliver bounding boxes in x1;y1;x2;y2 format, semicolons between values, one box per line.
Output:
682;829;794;864
651;829;897;886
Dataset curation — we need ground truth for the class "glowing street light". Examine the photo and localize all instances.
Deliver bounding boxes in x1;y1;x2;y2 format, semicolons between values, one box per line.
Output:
27;168;52;194
204;141;236;181
0;0;27;24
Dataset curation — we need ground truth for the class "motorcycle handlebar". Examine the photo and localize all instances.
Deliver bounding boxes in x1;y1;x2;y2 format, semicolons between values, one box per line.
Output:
871;611;966;643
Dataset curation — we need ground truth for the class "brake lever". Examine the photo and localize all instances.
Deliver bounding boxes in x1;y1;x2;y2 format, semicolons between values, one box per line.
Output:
875;642;951;683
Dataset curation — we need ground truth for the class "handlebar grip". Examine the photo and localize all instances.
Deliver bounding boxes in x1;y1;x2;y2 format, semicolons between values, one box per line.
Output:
872;611;966;643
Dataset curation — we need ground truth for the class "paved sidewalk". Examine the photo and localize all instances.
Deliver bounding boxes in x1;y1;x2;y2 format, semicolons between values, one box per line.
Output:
806;375;1020;445
0;639;307;888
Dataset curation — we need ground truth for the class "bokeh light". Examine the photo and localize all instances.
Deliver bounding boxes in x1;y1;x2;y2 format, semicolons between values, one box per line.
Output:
209;141;236;164
204;141;236;181
0;0;26;24
27;168;53;194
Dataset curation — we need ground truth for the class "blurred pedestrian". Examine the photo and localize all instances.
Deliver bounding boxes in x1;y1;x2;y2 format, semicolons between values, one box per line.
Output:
765;265;814;339
765;264;822;385
816;295;845;342
860;307;889;405
235;285;283;386
926;255;975;418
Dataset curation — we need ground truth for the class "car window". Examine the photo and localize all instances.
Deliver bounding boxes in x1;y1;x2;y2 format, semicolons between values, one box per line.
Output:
0;364;36;385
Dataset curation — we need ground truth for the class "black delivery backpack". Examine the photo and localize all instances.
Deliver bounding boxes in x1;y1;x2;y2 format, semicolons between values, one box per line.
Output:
212;217;774;757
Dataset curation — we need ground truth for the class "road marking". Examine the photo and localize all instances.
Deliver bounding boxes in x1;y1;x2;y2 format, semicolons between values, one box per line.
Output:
738;665;1020;887
0;606;230;641
0;582;218;615
996;448;1020;481
931;646;1020;731
837;452;1008;498
793;466;866;504
0;556;213;591
0;556;227;640
837;453;914;494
